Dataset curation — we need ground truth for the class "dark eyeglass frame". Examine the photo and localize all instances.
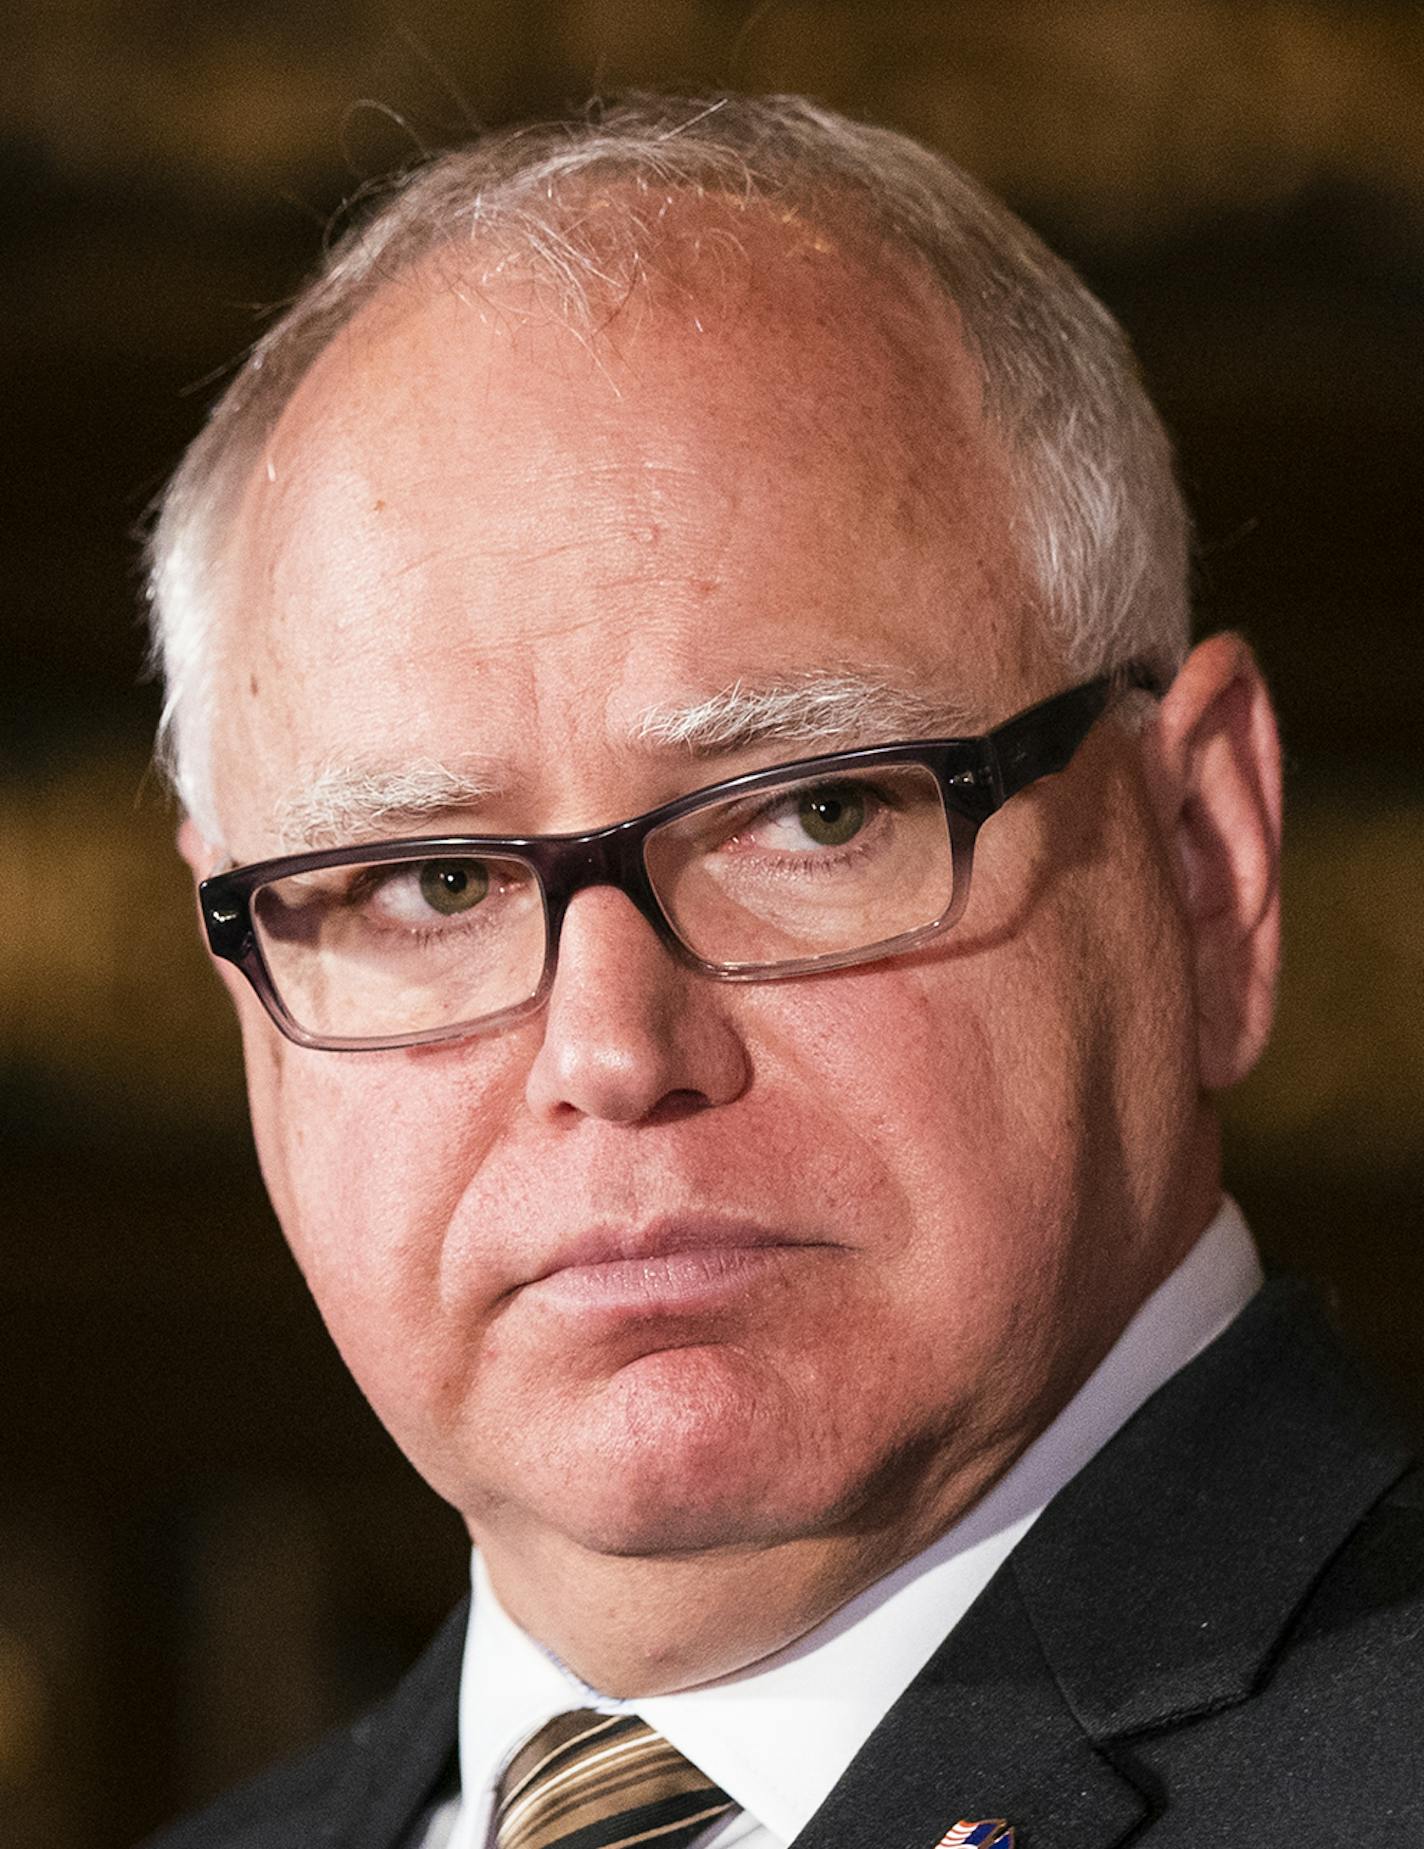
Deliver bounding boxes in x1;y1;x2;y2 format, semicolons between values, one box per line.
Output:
200;660;1163;1051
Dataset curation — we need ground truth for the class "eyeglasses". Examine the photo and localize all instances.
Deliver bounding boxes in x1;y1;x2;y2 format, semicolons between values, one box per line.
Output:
200;662;1161;1051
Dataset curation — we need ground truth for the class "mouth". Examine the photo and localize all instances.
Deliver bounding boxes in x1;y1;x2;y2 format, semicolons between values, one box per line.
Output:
520;1216;836;1319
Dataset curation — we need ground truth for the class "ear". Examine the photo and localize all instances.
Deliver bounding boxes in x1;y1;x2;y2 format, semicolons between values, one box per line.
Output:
176;816;248;1008
177;816;220;883
1140;633;1283;1092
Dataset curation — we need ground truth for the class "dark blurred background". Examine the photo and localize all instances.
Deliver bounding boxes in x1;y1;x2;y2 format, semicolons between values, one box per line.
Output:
2;4;1421;1844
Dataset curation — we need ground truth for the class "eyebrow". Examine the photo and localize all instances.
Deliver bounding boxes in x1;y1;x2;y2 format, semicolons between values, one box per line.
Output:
271;673;976;849
627;671;977;757
273;758;510;851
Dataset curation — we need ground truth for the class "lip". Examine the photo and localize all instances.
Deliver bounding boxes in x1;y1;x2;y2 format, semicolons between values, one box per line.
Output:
520;1216;835;1318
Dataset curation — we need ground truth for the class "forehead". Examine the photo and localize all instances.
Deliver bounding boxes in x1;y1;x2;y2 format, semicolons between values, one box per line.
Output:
214;195;1046;846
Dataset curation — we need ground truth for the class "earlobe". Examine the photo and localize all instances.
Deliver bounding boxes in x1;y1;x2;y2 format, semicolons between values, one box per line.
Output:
1144;634;1283;1093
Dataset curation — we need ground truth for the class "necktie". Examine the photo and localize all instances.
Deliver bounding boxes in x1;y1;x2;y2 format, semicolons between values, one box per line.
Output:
494;1709;733;1849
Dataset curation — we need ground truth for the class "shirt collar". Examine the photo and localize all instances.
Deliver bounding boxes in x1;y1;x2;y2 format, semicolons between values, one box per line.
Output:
453;1197;1261;1847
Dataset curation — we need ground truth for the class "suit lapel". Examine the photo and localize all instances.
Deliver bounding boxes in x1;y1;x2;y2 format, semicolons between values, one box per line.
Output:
325;1597;465;1849
790;1561;1146;1849
1012;1278;1413;1741
794;1280;1413;1849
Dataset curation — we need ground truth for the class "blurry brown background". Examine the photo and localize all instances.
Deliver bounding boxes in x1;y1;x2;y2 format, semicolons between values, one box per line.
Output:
2;4;1421;1845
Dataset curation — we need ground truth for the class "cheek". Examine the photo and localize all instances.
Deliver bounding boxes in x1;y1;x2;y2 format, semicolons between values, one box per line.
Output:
753;825;1192;1333
765;950;1085;1251
720;959;1082;1433
239;1024;526;1381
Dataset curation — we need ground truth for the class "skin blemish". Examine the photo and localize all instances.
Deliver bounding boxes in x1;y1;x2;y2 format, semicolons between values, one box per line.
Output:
248;673;260;698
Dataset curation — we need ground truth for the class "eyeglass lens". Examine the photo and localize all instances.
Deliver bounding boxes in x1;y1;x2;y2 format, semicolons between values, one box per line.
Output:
249;761;956;1041
252;853;548;1041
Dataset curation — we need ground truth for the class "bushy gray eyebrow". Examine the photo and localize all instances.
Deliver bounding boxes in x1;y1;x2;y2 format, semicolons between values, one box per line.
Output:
626;671;975;757
273;758;510;851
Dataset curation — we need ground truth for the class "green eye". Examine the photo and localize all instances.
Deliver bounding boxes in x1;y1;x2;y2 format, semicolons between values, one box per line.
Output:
797;787;866;847
417;859;490;915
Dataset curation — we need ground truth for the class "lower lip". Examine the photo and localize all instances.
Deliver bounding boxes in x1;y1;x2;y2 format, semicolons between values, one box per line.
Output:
525;1244;822;1317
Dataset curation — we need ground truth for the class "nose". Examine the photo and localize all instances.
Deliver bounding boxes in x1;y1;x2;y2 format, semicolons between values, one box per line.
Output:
523;886;750;1125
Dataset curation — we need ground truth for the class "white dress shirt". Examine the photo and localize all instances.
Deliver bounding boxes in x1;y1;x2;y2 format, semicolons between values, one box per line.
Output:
430;1198;1262;1849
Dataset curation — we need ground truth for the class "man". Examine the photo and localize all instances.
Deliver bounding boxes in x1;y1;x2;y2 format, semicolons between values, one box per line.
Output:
143;94;1421;1848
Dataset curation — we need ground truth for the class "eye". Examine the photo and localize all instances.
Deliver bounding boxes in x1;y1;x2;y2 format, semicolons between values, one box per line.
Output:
417;859;490;915
736;782;876;854
794;786;867;848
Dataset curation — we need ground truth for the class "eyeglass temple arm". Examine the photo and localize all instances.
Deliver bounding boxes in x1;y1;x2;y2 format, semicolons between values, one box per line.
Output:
985;660;1164;809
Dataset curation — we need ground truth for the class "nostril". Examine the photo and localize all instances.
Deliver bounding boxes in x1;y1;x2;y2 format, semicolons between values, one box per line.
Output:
642;1088;715;1126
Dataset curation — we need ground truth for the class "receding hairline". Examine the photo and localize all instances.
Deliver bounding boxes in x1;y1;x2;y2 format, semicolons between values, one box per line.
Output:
207;174;983;606
235;171;987;517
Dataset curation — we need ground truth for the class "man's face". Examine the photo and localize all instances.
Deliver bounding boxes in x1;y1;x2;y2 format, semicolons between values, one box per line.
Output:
202;214;1207;1583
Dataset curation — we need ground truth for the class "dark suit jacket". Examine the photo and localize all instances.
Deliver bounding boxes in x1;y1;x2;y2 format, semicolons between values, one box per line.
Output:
142;1278;1424;1847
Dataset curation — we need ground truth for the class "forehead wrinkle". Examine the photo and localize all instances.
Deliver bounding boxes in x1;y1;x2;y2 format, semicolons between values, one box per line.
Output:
272;757;513;851
625;672;979;758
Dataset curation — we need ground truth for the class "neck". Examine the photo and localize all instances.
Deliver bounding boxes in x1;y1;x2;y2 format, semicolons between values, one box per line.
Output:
470;1436;1021;1697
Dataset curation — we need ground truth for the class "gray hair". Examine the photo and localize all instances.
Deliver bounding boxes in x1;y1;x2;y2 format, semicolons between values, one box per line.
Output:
146;92;1190;843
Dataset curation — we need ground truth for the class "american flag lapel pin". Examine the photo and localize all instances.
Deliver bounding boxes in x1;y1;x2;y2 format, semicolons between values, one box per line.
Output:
934;1822;1016;1847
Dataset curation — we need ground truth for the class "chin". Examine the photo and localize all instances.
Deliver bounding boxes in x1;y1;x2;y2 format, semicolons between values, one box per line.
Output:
533;1460;850;1561
476;1343;928;1561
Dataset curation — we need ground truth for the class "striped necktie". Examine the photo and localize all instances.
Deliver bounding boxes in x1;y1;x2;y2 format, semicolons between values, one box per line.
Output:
494;1709;734;1849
